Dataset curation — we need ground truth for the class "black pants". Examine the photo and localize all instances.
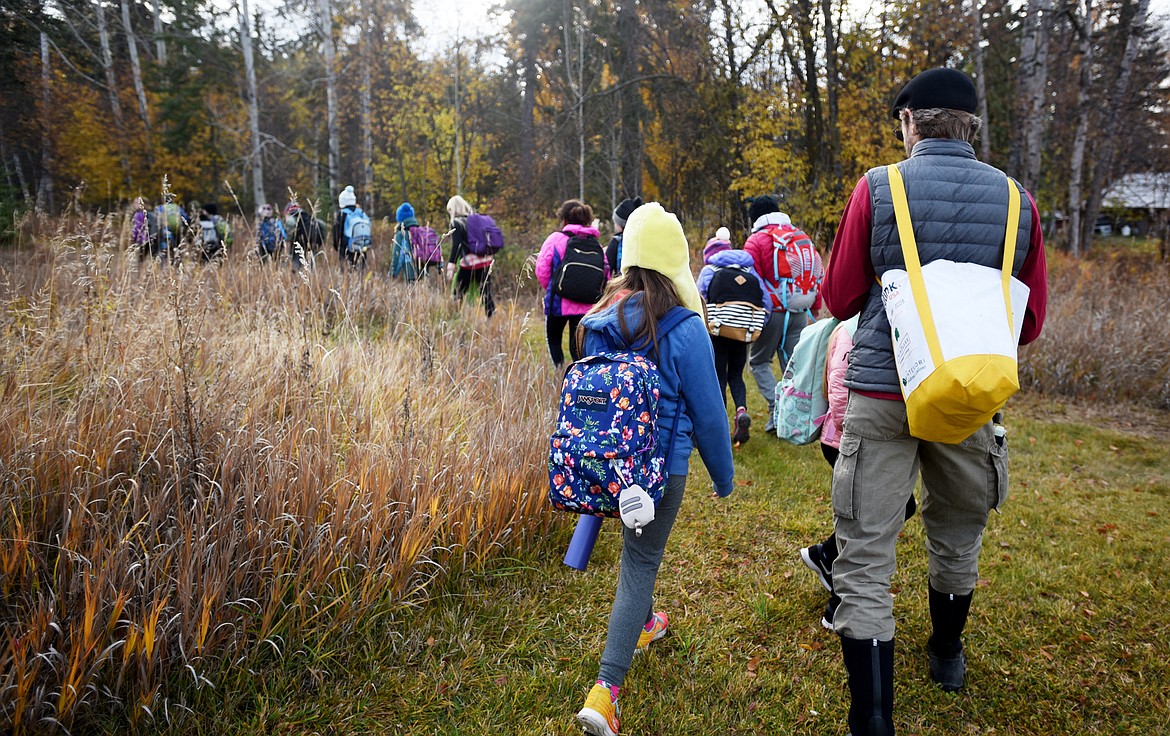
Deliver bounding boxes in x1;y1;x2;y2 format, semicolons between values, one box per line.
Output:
711;335;749;409
546;314;583;366
454;266;495;317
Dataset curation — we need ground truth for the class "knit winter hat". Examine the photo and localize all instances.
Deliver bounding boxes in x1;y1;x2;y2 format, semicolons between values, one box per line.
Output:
715;226;730;241
612;197;643;229
338;185;357;208
891;67;978;119
703;237;732;262
747;195;779;226
396;202;415;222
620;202;703;315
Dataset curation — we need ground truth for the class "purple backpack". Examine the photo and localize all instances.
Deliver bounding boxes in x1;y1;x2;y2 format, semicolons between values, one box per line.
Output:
465;214;505;256
409;226;443;263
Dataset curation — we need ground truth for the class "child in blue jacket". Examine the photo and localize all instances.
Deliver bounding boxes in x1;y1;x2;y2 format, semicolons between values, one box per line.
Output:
574;202;735;736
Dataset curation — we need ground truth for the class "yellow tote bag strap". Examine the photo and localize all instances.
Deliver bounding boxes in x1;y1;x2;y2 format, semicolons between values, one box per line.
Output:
1001;178;1022;337
886;165;944;368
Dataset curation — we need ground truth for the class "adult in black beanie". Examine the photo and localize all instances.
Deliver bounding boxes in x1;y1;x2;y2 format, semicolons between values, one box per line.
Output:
746;195;780;228
815;64;1048;736
606;196;642;274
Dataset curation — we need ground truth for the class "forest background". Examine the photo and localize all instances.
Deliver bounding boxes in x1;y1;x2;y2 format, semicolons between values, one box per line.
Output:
3;0;1170;257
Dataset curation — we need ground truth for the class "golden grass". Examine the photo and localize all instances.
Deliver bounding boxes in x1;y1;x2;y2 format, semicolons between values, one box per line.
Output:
0;212;559;731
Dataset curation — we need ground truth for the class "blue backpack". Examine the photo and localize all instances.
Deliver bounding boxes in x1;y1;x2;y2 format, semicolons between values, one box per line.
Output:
344;207;372;253
258;218;282;254
548;307;693;517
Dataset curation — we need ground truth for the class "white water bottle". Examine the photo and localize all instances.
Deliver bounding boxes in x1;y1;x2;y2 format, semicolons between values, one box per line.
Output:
619;484;655;537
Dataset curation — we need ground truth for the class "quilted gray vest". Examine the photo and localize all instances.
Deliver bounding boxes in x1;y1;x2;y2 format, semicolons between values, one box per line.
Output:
846;139;1033;394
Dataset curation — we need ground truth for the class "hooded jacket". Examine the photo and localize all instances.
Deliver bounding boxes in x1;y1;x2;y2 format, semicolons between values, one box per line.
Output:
580;294;735;496
696;249;771;313
743;211;824;312
536;223;609;316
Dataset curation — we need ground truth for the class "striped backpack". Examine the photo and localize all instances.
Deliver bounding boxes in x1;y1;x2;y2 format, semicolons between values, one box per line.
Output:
705;265;767;342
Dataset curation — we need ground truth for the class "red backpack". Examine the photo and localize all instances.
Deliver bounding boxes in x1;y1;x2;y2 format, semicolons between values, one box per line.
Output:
764;224;823;312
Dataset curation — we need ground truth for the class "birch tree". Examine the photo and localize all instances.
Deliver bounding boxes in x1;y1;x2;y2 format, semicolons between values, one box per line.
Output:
152;0;166;65
38;31;54;212
1067;0;1093;256
318;0;338;199
95;0;131;185
562;0;588;201
119;0;153;166
971;0;991;162
360;0;373;209
239;0;265;207
1016;0;1052;192
1081;0;1151;251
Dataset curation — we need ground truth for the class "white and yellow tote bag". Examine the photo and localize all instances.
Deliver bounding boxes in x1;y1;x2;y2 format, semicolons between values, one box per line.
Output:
880;165;1030;443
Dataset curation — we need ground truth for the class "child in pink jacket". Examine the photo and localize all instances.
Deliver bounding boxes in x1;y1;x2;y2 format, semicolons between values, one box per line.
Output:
536;200;610;367
801;316;916;631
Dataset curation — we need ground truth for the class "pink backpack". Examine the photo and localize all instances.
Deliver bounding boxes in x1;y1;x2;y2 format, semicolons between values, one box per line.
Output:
409;226;442;263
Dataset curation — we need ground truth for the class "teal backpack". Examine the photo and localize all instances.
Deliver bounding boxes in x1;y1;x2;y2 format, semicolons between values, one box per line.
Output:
774;315;857;445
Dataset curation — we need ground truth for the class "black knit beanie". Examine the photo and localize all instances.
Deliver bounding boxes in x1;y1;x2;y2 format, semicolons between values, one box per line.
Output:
747;195;780;226
891;68;978;119
613;197;643;228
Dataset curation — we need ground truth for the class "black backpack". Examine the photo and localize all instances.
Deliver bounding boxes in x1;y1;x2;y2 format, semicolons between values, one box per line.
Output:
706;265;768;342
551;232;606;303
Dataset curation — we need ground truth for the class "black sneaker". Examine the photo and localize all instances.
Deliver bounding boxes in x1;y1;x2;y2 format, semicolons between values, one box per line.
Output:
821;594;840;631
800;544;834;592
732;407;751;447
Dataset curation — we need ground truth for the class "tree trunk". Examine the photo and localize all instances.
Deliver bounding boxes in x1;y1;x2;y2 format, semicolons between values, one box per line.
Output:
240;0;265;208
120;0;154;166
38;31;54;212
1067;0;1093;257
617;0;642;198
562;0;586;201
453;42;463;194
820;0;841;190
1081;0;1150;251
1017;0;1052;191
971;0;992;162
319;0;339;199
152;0;166;65
360;0;373;210
519;45;536;201
96;0;131;187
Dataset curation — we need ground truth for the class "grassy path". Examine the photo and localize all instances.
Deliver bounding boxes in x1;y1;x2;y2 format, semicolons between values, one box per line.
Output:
218;395;1170;736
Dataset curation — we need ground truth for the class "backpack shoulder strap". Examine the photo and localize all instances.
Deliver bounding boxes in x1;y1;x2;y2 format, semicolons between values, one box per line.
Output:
657;306;698;338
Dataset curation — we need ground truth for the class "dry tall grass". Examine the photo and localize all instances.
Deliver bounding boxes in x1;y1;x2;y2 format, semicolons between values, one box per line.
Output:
1020;249;1170;409
0;214;559;731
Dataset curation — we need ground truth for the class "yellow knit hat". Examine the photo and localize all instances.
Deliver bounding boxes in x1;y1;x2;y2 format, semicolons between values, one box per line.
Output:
619;202;703;314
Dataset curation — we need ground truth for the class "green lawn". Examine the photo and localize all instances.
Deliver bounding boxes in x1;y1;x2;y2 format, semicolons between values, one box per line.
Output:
190;388;1170;736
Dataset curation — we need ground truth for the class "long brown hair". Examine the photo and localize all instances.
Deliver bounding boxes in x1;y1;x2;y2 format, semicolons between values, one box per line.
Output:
576;266;685;359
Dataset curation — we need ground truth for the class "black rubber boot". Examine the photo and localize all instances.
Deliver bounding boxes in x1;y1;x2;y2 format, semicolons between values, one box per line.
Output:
927;585;973;692
841;635;895;736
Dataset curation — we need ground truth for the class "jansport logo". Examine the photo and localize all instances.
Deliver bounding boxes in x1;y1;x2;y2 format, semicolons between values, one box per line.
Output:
575;391;610;411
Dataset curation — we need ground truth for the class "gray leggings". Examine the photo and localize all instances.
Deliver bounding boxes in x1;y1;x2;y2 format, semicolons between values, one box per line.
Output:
597;473;687;686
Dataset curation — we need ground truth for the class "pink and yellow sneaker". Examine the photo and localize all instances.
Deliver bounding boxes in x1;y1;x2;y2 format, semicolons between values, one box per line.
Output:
577;680;620;736
635;611;669;651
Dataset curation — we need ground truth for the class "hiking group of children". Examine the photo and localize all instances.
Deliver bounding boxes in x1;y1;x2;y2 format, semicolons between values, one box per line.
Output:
128;186;504;316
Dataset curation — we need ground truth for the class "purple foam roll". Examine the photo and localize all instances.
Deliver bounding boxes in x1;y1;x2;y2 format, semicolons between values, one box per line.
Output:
563;515;603;571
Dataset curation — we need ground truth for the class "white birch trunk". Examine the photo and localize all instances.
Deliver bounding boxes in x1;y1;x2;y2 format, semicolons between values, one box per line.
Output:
360;0;372;210
96;0;130;185
120;0;153;163
240;0;265;208
39;31;54;212
152;0;166;65
562;0;586;201
318;0;338;199
1067;0;1093;257
1018;0;1051;192
454;41;463;195
971;0;991;162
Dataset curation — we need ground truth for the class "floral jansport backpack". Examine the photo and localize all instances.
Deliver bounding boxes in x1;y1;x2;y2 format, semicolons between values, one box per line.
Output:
548;307;692;518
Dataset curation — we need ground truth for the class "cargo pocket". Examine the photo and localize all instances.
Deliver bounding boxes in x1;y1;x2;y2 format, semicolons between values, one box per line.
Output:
990;441;1009;512
832;433;862;520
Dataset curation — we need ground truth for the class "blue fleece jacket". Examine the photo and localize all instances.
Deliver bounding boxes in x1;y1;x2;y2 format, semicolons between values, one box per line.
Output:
696;249;771;314
580;295;736;497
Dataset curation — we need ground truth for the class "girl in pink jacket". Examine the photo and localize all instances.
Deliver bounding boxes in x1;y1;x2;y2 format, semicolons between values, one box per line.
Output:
801;316;916;631
536;200;610;367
